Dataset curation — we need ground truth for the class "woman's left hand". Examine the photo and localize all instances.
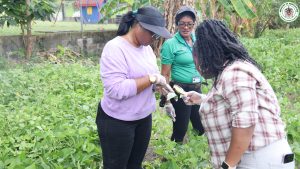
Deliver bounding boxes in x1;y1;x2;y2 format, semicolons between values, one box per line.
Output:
155;84;174;95
182;91;206;105
165;102;176;122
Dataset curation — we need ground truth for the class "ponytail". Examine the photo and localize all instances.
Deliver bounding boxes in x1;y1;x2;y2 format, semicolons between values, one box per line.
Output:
116;11;136;36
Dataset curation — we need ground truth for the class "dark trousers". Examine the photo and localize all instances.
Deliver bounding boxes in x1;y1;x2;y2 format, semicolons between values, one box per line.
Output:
170;82;205;142
96;103;152;169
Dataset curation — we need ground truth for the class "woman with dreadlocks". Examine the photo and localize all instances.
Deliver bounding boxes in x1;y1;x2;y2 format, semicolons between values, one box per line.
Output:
183;20;294;169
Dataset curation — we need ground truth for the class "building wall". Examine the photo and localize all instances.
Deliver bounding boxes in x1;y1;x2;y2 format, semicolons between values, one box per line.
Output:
82;6;100;23
0;31;116;57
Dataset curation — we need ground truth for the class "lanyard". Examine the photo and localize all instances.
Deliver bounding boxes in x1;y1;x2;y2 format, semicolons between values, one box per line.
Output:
180;34;193;53
184;40;193;53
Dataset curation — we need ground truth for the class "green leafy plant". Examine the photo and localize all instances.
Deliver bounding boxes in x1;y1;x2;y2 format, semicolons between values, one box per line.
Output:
99;0;164;23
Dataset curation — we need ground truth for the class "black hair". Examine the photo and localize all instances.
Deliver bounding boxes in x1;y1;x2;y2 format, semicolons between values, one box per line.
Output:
175;12;196;25
194;19;261;87
116;11;137;36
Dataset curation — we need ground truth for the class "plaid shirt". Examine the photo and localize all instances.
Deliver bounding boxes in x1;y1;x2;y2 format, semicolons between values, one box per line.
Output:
200;61;286;168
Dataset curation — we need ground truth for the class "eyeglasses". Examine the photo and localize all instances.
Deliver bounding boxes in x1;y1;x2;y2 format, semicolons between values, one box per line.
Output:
151;33;160;40
178;22;194;28
139;24;160;40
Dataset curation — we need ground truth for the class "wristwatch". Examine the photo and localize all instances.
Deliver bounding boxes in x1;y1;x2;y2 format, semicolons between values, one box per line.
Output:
221;161;236;169
149;75;156;84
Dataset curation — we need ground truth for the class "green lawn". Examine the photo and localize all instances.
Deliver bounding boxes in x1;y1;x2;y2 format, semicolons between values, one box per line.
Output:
0;21;118;36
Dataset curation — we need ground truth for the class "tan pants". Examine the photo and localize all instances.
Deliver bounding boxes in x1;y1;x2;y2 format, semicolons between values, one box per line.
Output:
237;139;295;169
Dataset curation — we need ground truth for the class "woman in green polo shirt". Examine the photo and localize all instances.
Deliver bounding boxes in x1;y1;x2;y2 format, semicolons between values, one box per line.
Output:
160;6;204;143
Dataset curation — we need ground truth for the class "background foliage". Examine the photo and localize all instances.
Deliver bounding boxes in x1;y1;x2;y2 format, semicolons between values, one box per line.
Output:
99;0;300;37
0;0;55;28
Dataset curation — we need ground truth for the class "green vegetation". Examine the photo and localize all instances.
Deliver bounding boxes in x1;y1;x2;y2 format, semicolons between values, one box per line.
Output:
0;28;299;168
243;29;300;168
63;2;77;17
0;21;118;36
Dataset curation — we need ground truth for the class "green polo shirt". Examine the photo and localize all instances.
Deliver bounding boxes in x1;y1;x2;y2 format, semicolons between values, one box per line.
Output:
161;32;202;84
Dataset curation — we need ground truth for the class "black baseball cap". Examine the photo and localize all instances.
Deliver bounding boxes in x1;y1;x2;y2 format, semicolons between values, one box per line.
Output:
175;6;196;24
135;6;172;39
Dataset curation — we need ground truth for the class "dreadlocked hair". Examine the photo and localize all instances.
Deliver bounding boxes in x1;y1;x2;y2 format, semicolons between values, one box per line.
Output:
194;19;261;87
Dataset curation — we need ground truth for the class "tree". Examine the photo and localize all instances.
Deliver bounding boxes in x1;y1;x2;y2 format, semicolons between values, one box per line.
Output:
54;0;66;24
0;0;55;58
195;0;256;36
100;0;164;23
198;0;208;19
25;0;32;59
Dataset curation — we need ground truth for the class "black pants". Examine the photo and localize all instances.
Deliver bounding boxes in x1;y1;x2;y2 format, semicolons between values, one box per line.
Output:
170;82;205;142
96;102;152;169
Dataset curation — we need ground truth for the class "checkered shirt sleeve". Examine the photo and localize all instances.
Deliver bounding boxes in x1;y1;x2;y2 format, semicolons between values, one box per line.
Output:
221;65;259;128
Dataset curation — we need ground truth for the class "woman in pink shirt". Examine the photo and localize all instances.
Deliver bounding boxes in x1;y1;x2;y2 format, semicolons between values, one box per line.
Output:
96;6;172;169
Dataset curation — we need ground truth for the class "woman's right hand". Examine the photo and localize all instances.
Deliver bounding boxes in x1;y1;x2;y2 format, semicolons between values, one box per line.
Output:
182;91;206;105
150;74;167;86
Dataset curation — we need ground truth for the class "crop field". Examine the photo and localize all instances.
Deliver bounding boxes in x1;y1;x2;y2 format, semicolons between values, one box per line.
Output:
0;28;299;169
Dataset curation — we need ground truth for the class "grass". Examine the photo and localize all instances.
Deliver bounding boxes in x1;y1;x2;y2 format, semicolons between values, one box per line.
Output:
0;21;118;36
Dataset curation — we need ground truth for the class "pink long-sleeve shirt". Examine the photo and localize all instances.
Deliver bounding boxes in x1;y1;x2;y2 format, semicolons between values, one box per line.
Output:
100;36;159;121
